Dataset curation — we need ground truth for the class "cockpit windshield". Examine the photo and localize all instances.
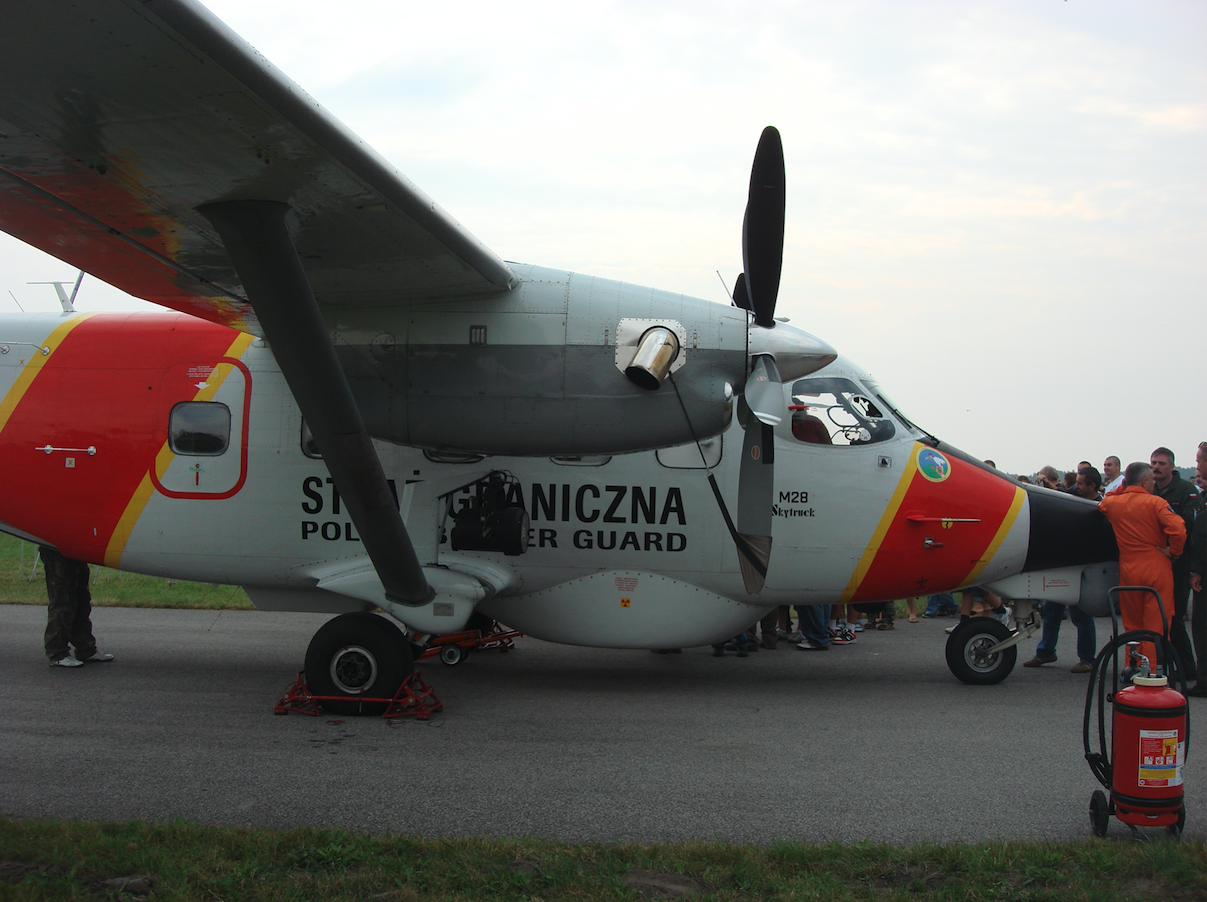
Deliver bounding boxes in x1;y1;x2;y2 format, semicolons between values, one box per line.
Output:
860;378;921;434
787;376;896;447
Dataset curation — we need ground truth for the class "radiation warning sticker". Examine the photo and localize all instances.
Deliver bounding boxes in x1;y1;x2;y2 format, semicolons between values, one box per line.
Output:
620;598;631;608
1138;729;1184;787
917;448;951;483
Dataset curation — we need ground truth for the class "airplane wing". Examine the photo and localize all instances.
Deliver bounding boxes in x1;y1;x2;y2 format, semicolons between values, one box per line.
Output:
0;0;517;334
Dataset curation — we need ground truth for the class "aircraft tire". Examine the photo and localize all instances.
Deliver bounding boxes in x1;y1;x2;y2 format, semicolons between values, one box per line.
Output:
945;617;1017;685
304;613;414;716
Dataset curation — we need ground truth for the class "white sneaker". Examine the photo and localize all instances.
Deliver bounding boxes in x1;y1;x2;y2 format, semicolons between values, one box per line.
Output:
82;651;114;662
51;655;83;667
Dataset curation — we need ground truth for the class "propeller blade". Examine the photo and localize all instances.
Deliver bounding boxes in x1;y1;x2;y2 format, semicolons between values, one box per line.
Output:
732;272;751;311
740;126;785;329
735;397;775;594
744;354;783;426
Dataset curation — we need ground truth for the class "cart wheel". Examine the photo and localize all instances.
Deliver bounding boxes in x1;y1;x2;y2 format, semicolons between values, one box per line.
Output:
1168;805;1186;839
1089;790;1109;838
439;644;464;666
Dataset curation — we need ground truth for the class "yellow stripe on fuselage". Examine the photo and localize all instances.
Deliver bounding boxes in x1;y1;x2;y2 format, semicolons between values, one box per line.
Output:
838;443;922;603
0;314;97;436
960;485;1026;586
103;332;254;568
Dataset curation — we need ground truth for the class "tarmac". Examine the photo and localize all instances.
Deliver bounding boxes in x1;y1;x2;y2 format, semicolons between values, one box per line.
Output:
1;603;1201;844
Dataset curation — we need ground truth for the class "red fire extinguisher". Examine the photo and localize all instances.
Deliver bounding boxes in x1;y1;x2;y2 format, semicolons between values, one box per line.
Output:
1084;586;1190;838
1108;673;1186;829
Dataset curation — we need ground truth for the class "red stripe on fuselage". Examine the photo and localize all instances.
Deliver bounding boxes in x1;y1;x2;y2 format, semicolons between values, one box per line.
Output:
848;453;1020;601
0;313;244;562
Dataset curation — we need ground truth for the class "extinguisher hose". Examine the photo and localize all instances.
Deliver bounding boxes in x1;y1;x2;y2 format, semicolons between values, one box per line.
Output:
1082;629;1190;791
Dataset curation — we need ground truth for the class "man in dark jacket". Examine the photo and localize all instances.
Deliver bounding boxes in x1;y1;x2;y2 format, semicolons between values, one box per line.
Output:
1152;447;1199;677
1188;471;1206;696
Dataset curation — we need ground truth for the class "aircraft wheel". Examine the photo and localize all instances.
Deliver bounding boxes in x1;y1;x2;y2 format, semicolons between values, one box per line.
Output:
1089;790;1109;838
945;617;1017;685
304;613;413;716
439;644;464;666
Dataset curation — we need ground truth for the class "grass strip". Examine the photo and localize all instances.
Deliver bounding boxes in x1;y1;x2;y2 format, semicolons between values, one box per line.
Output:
0;816;1204;901
0;533;250;610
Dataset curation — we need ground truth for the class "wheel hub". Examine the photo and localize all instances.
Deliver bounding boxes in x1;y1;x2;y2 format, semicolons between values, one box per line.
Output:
964;636;1000;672
330;644;377;694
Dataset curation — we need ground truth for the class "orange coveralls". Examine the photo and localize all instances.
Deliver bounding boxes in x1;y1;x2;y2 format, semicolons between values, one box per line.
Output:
1098;486;1187;666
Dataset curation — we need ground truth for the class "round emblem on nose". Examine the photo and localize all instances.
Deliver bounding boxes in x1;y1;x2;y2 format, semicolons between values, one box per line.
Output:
917;448;951;483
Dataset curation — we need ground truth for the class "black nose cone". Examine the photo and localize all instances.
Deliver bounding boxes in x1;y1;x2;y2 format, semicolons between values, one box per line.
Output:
1023;487;1118;572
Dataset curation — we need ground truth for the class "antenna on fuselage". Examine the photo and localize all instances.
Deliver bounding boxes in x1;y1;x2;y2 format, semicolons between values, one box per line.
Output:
28;270;84;314
7;290;24;312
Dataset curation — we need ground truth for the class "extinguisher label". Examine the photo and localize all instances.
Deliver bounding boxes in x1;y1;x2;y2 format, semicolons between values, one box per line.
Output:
1138;729;1184;787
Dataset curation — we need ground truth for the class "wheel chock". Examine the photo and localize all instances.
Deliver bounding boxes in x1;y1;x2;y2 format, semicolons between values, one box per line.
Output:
274;671;322;716
273;670;443;719
382;672;444;720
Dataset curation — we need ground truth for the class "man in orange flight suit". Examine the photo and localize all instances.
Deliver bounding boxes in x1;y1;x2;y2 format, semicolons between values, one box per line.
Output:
1099;461;1187;670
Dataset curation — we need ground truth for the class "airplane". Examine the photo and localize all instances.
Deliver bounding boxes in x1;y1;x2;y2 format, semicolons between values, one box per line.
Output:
0;0;1120;713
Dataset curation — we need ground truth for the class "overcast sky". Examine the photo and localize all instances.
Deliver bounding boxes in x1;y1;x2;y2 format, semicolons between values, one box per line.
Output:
1;0;1202;476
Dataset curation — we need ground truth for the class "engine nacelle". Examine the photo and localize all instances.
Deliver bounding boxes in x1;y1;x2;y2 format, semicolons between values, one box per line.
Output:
335;263;835;456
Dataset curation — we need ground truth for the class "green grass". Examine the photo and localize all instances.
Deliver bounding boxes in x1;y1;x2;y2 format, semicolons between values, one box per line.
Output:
0;533;252;610
0;817;1202;901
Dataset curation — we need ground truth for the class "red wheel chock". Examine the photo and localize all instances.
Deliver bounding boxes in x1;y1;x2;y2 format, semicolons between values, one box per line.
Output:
273;671;443;720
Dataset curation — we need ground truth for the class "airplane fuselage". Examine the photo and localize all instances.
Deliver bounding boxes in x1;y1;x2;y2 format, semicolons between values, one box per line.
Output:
0;309;1115;649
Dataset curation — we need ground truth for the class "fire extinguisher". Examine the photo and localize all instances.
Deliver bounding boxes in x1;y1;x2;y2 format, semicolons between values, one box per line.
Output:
1083;587;1190;838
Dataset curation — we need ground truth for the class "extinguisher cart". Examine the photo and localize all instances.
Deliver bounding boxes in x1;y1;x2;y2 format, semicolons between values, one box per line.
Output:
1083;586;1190;838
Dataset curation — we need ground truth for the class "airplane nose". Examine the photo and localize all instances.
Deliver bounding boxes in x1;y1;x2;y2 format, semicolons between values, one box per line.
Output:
1021;486;1118;571
931;440;1119;573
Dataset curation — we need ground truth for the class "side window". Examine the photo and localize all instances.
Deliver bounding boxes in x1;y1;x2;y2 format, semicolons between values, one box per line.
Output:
656;436;722;469
169;402;231;456
300;419;322;459
424;450;487;464
551;456;612;467
788;377;896;447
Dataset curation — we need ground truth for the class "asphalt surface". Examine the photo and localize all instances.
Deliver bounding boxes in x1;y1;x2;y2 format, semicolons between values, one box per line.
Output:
1;604;1201;844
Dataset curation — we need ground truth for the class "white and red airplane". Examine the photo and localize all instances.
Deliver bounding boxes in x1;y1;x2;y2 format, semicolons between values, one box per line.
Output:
0;0;1118;712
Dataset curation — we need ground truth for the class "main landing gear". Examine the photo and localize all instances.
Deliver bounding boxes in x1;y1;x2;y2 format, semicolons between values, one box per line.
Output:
301;612;416;716
281;611;519;717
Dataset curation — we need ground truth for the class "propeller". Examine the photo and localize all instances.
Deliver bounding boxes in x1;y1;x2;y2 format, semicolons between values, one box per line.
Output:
731;127;786;594
740;126;785;329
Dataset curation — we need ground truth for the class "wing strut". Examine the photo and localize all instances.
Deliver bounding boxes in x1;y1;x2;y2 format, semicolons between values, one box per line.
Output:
199;200;433;606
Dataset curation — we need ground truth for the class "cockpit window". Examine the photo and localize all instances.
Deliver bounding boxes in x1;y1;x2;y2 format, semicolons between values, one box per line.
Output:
788;377;896;447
